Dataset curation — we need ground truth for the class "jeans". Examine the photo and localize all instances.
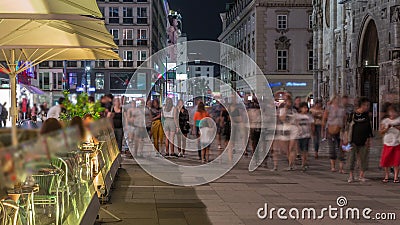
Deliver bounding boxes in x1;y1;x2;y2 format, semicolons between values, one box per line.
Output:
328;133;344;161
314;125;321;152
114;128;124;152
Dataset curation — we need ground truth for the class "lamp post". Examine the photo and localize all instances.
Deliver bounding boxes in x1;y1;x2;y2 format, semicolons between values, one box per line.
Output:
85;65;91;93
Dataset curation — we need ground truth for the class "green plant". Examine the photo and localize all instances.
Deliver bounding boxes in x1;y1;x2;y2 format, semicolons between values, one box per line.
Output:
60;91;104;121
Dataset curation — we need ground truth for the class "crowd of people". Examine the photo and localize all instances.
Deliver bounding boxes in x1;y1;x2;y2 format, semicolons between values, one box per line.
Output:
10;91;400;184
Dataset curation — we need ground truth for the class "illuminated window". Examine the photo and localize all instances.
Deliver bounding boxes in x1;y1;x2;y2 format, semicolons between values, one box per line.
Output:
95;73;105;90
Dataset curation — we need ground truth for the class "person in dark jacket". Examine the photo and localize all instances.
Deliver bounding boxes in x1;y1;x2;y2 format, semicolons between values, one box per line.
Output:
176;99;190;157
347;97;373;183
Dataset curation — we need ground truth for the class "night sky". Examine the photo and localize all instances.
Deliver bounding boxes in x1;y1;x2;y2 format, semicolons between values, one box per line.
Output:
168;0;231;40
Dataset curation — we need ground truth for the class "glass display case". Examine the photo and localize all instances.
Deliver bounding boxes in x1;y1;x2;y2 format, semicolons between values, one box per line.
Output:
0;119;121;225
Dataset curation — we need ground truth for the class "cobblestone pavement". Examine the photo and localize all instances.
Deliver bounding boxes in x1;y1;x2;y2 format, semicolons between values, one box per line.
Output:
96;137;400;225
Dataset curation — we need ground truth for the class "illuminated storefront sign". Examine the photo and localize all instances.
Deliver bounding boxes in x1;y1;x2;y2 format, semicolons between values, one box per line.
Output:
286;82;307;87
268;82;307;88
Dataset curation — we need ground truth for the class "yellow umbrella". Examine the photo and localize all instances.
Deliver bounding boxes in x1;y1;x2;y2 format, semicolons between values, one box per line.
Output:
0;0;120;146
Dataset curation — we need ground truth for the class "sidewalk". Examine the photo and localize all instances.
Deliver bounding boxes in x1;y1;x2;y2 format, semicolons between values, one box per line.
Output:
96;137;400;225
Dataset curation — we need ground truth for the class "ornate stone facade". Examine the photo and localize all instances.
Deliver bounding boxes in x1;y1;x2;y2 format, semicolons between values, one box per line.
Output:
314;0;400;105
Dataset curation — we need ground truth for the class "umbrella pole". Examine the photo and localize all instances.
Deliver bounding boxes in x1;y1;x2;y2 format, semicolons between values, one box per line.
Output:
10;72;18;147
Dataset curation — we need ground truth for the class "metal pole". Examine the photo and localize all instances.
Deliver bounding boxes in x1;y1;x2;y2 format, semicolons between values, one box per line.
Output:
10;49;18;146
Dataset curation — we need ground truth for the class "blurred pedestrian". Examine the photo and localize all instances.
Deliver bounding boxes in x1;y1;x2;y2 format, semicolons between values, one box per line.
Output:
279;97;299;171
322;95;345;173
150;99;163;154
379;103;400;183
47;97;66;120
0;102;7;127
295;102;315;171
177;99;189;157
194;102;210;160
347;97;373;183
108;97;124;152
162;98;178;157
310;100;324;159
31;103;38;122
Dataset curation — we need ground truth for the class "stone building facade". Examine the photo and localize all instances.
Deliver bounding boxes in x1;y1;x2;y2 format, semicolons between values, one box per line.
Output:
219;0;313;99
313;0;400;106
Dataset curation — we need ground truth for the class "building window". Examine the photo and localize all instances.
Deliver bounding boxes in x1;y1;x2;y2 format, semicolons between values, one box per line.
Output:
137;7;148;24
123;50;134;67
69;73;77;89
39;72;50;90
308;50;314;71
137;50;147;67
137;29;148;46
277;15;287;30
39;61;49;68
123;7;133;24
110;73;133;90
137;0;147;2
95;60;105;68
122;29;134;46
109;0;119;2
109;50;120;67
309;14;313;29
123;0;133;2
277;50;288;71
95;73;105;90
53;72;63;90
195;67;201;71
109;7;119;24
99;7;105;16
66;61;77;67
110;29;119;45
53;61;63;68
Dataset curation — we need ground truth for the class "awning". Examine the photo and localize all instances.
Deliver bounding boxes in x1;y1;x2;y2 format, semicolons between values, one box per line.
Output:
19;84;45;95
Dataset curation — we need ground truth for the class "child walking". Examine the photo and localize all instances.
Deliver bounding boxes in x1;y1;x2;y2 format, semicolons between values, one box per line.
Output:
379;104;400;183
295;102;315;171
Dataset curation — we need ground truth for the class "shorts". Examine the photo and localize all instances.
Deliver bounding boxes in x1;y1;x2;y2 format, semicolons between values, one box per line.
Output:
276;124;299;141
298;138;310;152
135;127;147;138
163;118;176;132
